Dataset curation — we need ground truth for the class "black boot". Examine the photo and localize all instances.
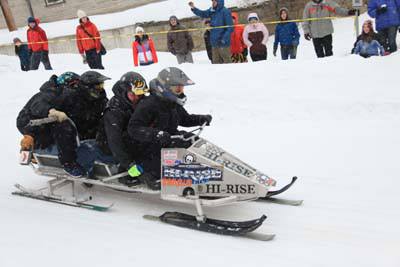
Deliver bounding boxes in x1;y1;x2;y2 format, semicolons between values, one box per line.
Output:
138;173;161;191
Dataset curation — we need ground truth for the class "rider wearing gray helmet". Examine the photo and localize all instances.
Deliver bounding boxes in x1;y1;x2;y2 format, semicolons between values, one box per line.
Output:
128;67;212;190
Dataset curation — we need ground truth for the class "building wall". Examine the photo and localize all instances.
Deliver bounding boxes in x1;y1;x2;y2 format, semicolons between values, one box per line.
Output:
0;0;160;29
0;0;364;56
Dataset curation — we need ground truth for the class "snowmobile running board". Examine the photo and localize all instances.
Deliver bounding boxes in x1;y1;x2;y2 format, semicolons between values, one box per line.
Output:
143;213;275;241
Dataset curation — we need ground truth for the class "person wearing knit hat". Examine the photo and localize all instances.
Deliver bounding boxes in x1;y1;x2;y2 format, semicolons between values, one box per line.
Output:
132;26;158;67
352;20;385;57
13;38;30;71
167;15;194;64
76;10;105;69
26;17;53;70
273;7;300;60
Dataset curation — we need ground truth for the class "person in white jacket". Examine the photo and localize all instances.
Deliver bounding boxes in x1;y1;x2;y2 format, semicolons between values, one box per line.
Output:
243;13;269;61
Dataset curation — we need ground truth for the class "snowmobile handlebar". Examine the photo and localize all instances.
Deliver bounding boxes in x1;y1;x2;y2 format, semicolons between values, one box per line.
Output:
170;122;207;143
28;117;58;126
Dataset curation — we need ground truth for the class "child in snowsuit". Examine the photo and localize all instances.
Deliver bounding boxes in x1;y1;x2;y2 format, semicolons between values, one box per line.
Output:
243;13;269;62
13;38;30;71
273;8;300;60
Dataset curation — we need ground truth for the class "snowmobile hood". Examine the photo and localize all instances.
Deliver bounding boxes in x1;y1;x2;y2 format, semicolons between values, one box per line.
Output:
232;12;239;25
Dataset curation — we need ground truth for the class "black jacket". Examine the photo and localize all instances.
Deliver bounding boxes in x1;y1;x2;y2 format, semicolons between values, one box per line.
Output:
16;75;63;148
61;82;108;140
128;80;204;145
100;81;139;169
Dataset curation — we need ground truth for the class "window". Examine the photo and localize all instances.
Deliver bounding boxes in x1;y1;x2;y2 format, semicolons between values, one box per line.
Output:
45;0;65;6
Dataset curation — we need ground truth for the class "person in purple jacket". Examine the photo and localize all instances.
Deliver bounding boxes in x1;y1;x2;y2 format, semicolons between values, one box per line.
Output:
273;8;300;60
368;0;400;53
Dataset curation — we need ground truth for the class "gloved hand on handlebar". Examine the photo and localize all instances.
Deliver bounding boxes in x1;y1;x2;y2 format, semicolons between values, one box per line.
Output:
198;115;212;126
156;131;171;146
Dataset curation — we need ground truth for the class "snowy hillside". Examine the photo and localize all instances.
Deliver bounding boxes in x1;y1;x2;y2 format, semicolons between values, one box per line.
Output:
1;12;400;267
0;0;267;44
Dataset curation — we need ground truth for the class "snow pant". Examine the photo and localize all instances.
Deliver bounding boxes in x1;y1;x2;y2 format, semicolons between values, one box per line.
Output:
34;121;78;166
378;26;398;53
312;34;333;58
76;140;118;176
250;48;267;62
281;45;297;60
30;51;52;70
212;46;232;64
85;48;105;69
176;52;194;64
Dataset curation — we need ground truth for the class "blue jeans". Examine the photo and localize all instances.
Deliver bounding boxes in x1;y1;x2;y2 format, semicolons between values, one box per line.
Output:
281;45;297;60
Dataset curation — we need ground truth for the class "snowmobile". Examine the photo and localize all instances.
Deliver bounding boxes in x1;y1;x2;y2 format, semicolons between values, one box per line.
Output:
14;118;302;241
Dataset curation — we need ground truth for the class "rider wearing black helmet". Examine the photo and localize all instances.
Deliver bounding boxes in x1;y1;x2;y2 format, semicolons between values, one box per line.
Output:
97;71;149;186
128;67;212;190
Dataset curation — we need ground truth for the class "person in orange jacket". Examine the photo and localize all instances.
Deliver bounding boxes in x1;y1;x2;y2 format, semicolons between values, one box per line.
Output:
27;17;52;70
230;12;247;63
132;26;158;67
76;10;104;69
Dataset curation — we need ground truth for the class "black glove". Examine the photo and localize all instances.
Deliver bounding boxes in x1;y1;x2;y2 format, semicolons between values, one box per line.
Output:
242;47;248;57
198;115;212;126
156;131;171;146
273;46;277;57
304;33;312;41
348;9;359;16
376;4;387;15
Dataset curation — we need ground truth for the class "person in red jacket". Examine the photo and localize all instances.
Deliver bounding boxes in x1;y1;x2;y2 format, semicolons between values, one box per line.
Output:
230;12;247;63
132;26;158;67
27;17;52;70
76;10;104;69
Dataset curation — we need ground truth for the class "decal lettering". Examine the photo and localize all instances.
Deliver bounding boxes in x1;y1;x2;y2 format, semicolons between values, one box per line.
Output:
162;164;223;184
205;184;256;194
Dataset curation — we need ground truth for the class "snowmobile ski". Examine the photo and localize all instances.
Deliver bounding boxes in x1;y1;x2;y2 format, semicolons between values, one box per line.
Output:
264;176;298;198
12;190;112;212
143;212;274;241
260;197;303;206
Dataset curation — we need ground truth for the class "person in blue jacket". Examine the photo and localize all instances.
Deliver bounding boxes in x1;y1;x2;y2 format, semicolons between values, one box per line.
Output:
368;0;400;53
189;0;233;64
354;20;386;57
273;8;300;60
13;38;30;71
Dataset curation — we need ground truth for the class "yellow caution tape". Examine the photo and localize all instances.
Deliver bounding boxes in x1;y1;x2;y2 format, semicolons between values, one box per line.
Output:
0;16;357;47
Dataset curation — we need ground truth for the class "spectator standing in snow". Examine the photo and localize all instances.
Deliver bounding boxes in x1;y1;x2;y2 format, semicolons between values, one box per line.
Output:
76;10;105;69
189;0;233;64
13;38;30;71
354;20;385;57
132;27;158;67
230;12;248;63
204;19;213;63
302;0;358;58
243;13;269;62
273;8;300;60
27;17;52;70
167;15;194;64
368;0;400;53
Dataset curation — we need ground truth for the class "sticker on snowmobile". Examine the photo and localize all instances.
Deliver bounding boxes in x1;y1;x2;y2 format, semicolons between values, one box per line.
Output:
19;151;32;165
162;164;223;184
162;178;193;187
164;160;175;165
184;153;196;164
163;150;178;160
203;151;254;178
202;184;257;194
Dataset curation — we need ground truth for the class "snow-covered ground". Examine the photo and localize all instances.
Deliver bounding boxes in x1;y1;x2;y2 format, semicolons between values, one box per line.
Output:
1;12;400;267
0;0;267;44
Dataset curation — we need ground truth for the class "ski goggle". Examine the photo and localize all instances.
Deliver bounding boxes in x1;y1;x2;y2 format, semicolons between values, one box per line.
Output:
170;85;184;96
131;79;149;96
89;83;104;98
